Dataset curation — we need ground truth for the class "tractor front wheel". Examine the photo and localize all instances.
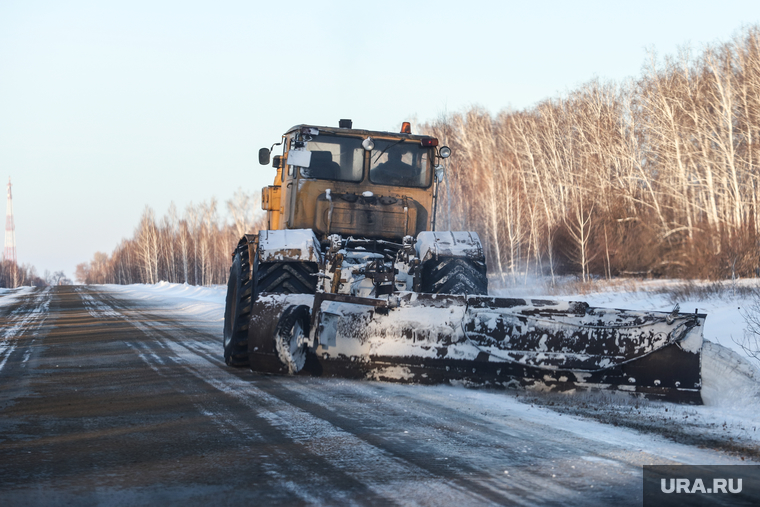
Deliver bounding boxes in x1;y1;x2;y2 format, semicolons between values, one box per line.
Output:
223;246;252;366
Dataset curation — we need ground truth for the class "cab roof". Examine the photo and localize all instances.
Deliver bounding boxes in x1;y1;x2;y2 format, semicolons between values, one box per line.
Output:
285;124;435;142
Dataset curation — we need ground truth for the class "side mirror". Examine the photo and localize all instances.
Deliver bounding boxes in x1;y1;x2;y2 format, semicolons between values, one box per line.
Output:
439;146;451;159
435;165;445;182
258;148;271;165
272;155;282;168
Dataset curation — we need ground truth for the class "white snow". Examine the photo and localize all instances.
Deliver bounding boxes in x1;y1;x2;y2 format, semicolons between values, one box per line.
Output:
411;384;745;465
415;231;484;263
258;229;322;263
0;287;50;373
104;281;227;336
0;286;37;309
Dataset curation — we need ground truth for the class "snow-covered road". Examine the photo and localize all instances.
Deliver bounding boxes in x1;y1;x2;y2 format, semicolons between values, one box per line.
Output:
0;284;757;506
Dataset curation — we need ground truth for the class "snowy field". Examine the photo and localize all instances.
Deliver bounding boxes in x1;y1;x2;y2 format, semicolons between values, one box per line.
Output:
497;278;760;458
104;279;760;460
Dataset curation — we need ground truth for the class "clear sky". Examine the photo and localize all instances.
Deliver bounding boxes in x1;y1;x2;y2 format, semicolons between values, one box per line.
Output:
2;0;760;281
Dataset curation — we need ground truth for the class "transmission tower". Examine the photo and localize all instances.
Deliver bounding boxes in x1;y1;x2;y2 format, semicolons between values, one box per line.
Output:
4;177;16;264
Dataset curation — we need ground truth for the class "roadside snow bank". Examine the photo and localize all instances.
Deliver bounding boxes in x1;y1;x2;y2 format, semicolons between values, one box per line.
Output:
701;341;760;406
0;286;38;308
102;282;226;335
104;281;224;305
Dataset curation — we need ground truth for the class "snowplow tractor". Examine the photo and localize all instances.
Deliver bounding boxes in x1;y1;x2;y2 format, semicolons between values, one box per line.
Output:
224;120;705;403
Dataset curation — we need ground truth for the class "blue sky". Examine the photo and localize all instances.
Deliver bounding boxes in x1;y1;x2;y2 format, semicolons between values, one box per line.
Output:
2;0;760;281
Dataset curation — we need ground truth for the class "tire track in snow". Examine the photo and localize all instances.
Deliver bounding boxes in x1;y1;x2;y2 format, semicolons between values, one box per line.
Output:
76;287;241;442
101;290;616;506
88;286;748;506
87;287;507;506
0;288;50;373
158;336;498;506
99;292;623;505
91;286;643;505
82;288;407;505
75;286;122;319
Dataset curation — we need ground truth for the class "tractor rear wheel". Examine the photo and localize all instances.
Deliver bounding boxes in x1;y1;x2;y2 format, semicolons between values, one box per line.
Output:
420;257;488;295
255;261;319;294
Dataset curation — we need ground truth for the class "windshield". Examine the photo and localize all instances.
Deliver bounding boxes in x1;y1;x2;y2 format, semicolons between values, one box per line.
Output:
369;139;431;188
299;136;363;182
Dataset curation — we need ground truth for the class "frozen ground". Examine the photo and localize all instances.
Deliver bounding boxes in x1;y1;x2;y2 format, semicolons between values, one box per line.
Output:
104;279;760;461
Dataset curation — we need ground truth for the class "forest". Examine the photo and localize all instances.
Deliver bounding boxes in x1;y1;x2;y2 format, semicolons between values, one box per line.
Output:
74;190;265;285
77;26;760;287
0;261;48;288
424;26;760;283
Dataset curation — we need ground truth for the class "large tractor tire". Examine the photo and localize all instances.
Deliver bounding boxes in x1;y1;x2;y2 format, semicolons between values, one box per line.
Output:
255;261;319;294
420;257;488;295
223;244;253;367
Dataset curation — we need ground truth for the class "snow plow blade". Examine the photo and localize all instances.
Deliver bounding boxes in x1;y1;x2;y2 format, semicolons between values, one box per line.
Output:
248;292;705;404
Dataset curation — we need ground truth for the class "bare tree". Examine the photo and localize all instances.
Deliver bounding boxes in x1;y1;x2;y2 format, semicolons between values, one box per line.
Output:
137;207;159;284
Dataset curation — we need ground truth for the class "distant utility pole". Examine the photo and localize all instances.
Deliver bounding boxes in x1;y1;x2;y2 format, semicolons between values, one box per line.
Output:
4;177;16;264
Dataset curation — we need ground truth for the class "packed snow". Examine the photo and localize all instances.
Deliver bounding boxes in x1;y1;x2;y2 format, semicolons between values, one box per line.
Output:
258;229;322;263
102;278;760;459
415;231;484;263
0;287;50;373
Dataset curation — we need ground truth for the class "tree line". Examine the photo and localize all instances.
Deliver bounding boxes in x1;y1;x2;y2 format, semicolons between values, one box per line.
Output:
75;189;265;285
423;25;760;283
81;26;760;286
0;261;48;288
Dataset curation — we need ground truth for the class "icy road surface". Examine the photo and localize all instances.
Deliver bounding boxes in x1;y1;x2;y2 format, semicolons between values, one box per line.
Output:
0;284;756;506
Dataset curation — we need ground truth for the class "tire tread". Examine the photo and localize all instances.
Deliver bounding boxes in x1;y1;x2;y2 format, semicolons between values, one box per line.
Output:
420;257;488;295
